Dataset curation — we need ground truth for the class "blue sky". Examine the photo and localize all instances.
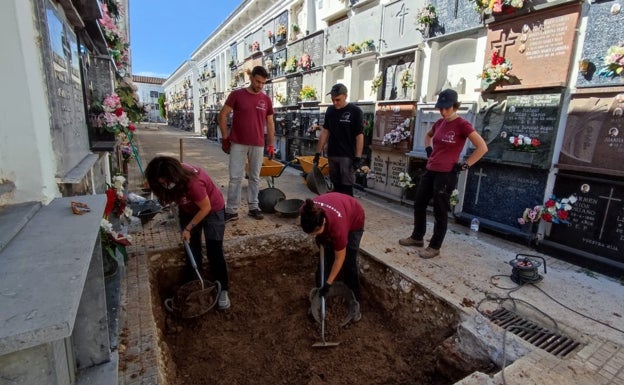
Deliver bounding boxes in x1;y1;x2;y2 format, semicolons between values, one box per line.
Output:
129;0;241;78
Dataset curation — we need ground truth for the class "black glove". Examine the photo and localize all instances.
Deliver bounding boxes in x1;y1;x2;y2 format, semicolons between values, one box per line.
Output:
452;162;470;173
425;146;433;158
352;157;362;172
313;152;320;167
319;283;332;297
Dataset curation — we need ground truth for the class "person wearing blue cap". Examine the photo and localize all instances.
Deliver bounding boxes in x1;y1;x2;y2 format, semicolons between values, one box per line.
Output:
313;83;364;196
399;89;488;259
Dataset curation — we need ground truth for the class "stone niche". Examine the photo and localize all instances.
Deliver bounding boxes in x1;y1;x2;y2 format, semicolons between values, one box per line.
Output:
371;102;416;152
558;92;624;176
369;151;410;198
482;2;581;91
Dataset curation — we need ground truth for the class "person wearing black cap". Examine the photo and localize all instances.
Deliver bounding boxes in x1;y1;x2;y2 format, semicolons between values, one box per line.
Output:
312;83;364;196
399;89;488;259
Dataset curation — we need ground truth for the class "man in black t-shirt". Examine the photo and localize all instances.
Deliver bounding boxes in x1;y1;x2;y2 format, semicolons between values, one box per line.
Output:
313;83;364;196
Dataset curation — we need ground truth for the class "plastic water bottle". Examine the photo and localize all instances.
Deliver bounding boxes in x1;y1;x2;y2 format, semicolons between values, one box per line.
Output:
470;217;480;235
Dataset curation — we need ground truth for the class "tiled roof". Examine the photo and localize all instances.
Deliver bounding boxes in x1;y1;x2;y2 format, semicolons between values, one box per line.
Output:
132;75;166;85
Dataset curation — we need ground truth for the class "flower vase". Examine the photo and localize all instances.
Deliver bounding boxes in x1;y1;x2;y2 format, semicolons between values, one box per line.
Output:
315;130;321;138
423;25;430;38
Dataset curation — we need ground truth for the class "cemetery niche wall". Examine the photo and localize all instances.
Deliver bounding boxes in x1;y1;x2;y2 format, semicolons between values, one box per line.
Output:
545;173;624;268
559;93;624;177
479;92;562;169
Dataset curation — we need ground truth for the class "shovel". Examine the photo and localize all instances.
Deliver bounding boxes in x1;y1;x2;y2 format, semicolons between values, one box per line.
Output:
312;245;340;348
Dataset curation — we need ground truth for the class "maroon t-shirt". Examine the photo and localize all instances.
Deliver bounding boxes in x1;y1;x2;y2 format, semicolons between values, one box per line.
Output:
426;116;474;172
177;163;225;215
313;192;365;251
225;88;274;146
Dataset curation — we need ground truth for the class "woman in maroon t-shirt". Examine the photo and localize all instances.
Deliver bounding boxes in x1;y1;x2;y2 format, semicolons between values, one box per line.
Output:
300;192;365;321
146;156;230;310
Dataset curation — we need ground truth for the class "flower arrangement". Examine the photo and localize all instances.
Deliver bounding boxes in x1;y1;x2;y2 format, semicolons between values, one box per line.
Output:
299;85;317;101
360;39;375;51
101;174;134;263
307;120;321;135
336;45;346;55
363;119;374;136
471;0;524;15
285;57;298;73
416;3;437;30
250;41;260;53
278;57;287;69
398;172;415;188
275;92;286;104
277;24;287;38
267;30;274;39
479;51;518;90
91;93;136;137
371;73;383;95
382;118;412;145
346;43;362;55
597;43;624;79
298;53;312;70
518;194;577;225
508;134;541;151
400;69;414;89
450;189;459;206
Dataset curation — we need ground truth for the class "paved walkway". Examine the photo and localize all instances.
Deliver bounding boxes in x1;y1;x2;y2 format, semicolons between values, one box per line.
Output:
119;124;624;385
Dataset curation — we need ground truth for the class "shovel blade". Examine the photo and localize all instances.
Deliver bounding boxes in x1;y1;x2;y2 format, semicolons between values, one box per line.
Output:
312;341;340;348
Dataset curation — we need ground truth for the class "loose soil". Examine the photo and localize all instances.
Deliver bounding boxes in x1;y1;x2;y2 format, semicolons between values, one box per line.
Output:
148;235;480;385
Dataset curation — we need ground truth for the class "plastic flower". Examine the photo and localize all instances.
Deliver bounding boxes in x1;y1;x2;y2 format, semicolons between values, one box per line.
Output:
450;189;459;206
416;3;437;29
479;51;518;90
517;195;577;225
382;118;412;145
597;43;624;78
398;172;415;188
508;134;541;151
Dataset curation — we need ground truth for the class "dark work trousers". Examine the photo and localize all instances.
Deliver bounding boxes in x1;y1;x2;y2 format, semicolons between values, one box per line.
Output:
410;170;458;250
180;208;229;290
328;157;355;196
317;229;364;300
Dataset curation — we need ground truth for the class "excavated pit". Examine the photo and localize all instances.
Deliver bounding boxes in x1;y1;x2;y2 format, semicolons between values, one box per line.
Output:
148;233;498;385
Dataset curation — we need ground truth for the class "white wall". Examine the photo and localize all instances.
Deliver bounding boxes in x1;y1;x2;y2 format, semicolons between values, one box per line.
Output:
0;0;59;205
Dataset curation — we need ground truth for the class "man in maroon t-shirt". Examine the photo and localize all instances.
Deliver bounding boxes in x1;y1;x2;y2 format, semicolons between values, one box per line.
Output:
218;66;275;222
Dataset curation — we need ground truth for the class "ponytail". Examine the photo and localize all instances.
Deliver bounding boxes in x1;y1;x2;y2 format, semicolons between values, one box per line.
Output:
300;198;324;233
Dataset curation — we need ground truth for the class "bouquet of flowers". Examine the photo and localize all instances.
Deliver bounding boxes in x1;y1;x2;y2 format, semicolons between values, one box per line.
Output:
400;69;414;89
471;0;524;15
450;189;459;206
371;73;383;95
91;93;136;137
597;43;624;79
298;53;312;70
508;134;541;151
479;51;518;90
416;3;437;29
382;118;412;145
277;24;287;38
299;85;317;100
398;172;415;188
346;43;362;55
285;57;298;73
250;41;260;53
517;194;577;225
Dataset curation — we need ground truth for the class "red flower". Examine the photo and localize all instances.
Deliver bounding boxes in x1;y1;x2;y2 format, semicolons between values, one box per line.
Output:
531;138;541;147
541;212;553;222
557;210;568;221
108;232;131;246
129;123;136;131
115;107;124;117
104;188;117;217
544;199;556;208
491;52;499;66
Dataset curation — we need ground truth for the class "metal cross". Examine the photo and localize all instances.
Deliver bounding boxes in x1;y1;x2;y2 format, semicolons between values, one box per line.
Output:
473;167;487;206
597;187;621;240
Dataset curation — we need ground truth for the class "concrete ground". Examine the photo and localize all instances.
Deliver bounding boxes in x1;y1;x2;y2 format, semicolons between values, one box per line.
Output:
119;124;624;385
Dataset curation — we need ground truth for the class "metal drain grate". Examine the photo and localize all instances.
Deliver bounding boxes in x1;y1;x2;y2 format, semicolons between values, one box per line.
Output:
488;308;580;358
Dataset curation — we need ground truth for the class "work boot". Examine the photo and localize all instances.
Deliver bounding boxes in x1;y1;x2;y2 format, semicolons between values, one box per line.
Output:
218;290;230;310
248;209;264;220
225;212;238;223
419;247;440;259
399;237;424;247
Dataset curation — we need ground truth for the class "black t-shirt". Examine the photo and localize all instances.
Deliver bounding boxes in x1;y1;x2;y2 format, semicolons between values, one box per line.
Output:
322;103;363;158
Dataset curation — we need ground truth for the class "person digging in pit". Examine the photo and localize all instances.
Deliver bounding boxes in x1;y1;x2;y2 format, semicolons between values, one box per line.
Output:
299;192;365;323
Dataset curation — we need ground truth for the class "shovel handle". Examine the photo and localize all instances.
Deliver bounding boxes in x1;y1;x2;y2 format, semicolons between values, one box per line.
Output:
183;239;204;286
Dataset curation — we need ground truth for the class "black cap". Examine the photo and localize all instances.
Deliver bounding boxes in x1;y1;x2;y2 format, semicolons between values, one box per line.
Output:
435;89;459;109
327;83;348;97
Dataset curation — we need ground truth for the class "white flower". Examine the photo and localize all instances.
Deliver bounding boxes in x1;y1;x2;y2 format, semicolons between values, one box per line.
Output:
101;218;113;232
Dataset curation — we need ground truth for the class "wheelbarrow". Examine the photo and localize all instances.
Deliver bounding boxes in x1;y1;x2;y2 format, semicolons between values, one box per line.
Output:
293;155;332;195
246;157;293;213
294;155;329;177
